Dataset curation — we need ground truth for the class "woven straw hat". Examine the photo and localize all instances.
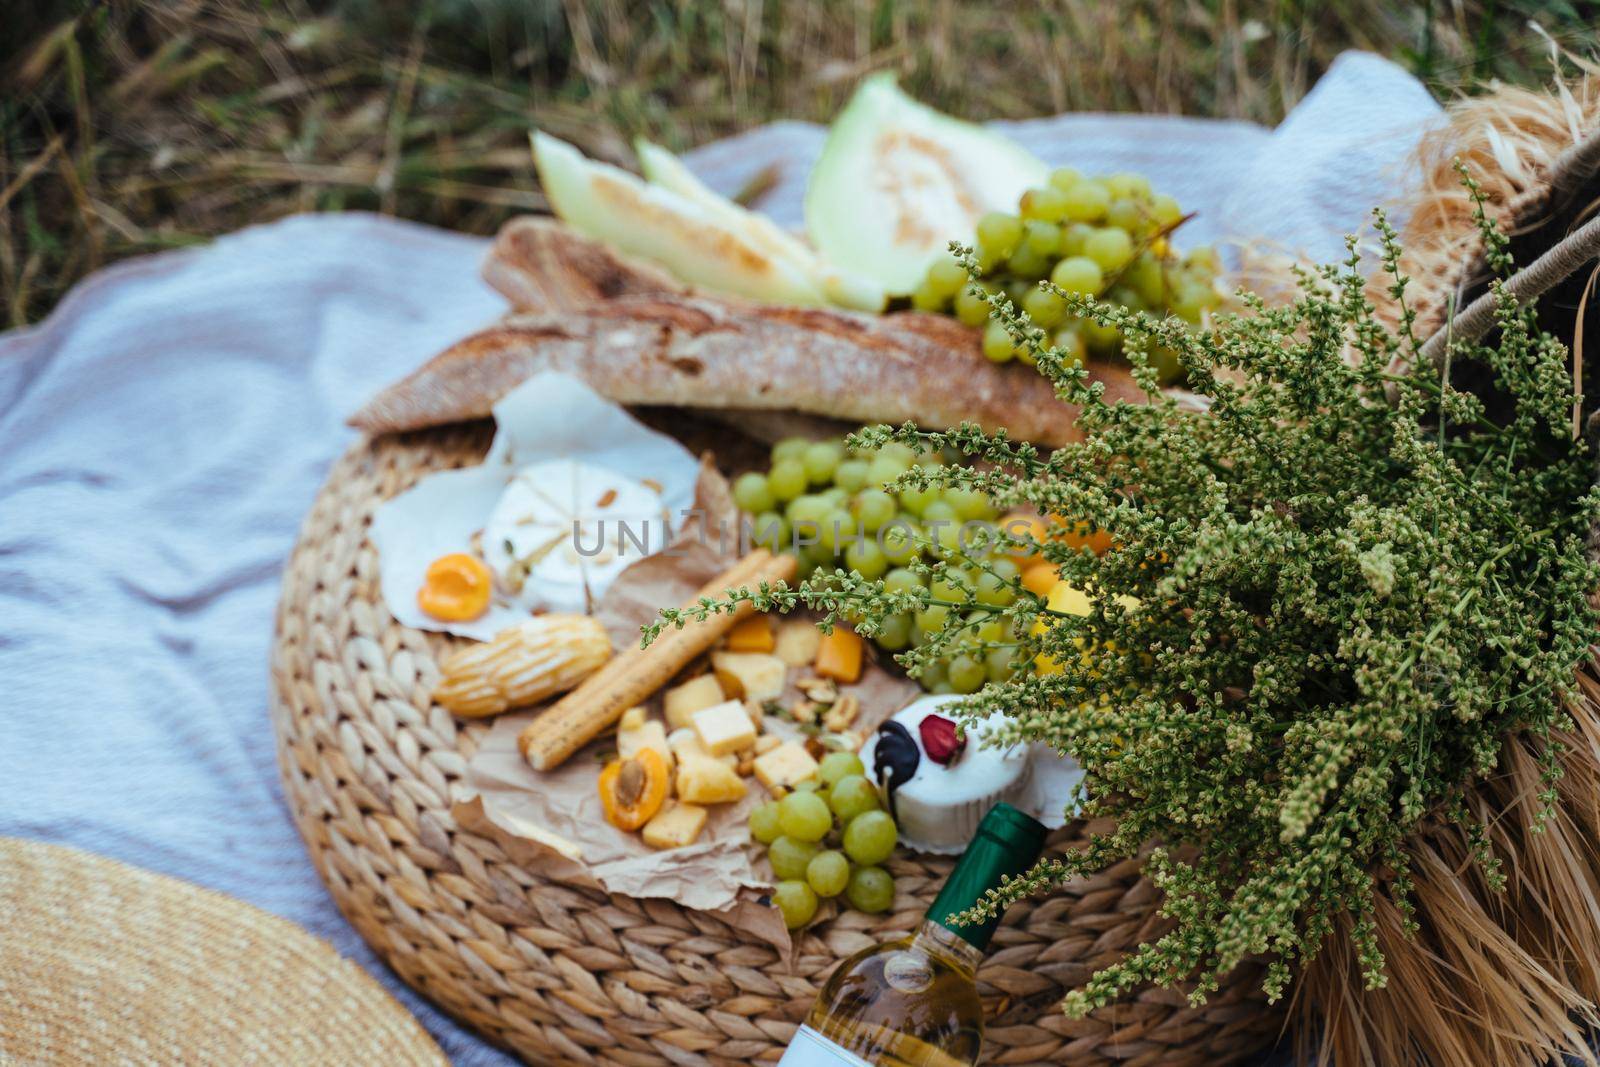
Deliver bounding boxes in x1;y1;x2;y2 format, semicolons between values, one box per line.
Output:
0;836;446;1066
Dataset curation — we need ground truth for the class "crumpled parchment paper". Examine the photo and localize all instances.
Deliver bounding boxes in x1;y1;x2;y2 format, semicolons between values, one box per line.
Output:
371;371;701;641
451;460;920;949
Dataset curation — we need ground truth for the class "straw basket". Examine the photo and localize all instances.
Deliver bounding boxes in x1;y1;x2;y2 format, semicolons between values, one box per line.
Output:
269;423;1285;1066
1292;80;1600;1067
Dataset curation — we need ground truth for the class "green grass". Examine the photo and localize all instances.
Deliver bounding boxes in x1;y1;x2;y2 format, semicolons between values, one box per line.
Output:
3;0;1597;326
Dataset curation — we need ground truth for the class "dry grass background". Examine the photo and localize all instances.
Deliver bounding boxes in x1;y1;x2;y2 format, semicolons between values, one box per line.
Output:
3;0;1599;327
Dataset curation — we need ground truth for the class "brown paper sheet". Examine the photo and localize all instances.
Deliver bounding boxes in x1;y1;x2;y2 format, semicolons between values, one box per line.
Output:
455;459;920;945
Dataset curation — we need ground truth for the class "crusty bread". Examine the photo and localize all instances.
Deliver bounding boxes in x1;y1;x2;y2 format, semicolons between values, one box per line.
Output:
351;218;1150;445
482;217;685;312
349;294;1155;445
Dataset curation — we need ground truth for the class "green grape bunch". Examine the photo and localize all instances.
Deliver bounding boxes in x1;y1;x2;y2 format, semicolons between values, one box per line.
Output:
751;753;901;928
650;173;1600;1018
912;167;1222;381
731;434;1030;694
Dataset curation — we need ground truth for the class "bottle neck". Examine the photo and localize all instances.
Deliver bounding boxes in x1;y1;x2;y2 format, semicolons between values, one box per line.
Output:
911;918;984;976
921;804;1048;953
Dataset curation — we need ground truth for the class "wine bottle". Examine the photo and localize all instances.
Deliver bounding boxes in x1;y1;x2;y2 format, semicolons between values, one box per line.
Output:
777;803;1048;1066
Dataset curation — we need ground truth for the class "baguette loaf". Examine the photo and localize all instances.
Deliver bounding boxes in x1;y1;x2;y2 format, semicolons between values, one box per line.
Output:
350;294;1146;445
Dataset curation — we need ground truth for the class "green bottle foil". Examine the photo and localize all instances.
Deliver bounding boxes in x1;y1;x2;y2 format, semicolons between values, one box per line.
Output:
924;803;1048;951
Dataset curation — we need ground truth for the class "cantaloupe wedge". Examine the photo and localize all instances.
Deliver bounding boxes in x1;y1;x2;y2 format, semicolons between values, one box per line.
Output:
532;131;827;307
635;139;886;313
805;74;1047;295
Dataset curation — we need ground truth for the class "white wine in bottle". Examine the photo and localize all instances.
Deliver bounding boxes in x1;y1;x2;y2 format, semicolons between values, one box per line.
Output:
777;803;1048;1066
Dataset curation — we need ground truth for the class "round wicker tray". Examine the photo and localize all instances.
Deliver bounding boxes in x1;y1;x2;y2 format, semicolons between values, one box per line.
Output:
269;424;1284;1066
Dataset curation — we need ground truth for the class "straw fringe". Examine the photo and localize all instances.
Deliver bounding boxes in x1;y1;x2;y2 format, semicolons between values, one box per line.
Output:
1373;70;1600;343
1297;688;1600;1067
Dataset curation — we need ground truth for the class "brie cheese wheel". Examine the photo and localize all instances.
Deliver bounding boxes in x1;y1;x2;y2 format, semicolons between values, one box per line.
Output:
859;695;1032;855
483;458;671;614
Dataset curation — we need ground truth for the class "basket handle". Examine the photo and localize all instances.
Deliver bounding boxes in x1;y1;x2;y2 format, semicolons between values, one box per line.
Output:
1417;125;1600;363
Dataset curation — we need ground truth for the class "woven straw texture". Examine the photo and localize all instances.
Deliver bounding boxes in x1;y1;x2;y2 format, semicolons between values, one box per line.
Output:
1375;77;1600;358
0;835;445;1066
268;424;1284;1066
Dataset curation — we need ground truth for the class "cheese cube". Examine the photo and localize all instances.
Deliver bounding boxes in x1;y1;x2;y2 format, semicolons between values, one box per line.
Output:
676;753;748;804
774;620;822;667
618;719;673;769
665;674;725;731
724;614;776;653
668;727;709;763
642;802;708;849
752;741;820;794
670;726;741;773
711;651;787;703
692;700;758;757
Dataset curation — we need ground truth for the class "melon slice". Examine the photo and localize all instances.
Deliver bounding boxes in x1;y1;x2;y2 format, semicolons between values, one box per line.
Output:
532;131;826;307
805;74;1048;295
636;139;886;313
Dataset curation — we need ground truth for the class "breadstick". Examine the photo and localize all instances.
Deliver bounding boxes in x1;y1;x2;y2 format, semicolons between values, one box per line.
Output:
518;550;798;771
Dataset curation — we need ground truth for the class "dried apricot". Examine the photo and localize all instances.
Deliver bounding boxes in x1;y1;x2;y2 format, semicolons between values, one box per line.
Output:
418;553;493;622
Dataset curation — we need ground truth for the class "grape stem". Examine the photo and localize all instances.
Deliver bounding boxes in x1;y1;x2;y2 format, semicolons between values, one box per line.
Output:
1091;210;1198;298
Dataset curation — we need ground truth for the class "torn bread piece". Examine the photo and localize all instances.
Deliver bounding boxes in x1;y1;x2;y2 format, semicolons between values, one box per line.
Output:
482;216;685;313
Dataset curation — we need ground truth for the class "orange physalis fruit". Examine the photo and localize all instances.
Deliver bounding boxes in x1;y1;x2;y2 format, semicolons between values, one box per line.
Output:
418;553;493;622
1001;510;1115;566
998;511;1051;567
1051;516;1115;556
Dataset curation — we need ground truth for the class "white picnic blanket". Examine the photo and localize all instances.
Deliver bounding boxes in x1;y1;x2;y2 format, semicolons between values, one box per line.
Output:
0;52;1438;1065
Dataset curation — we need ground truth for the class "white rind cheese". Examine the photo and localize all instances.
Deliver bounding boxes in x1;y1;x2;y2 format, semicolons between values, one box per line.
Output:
860;695;1032;855
483;457;670;614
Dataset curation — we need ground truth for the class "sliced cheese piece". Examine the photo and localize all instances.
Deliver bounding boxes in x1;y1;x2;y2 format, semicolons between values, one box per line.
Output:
668;726;709;763
774;620;822;667
691;699;758;758
711;651;787;704
677;753;749;804
814;628;864;684
642;801;708;849
619;719;674;770
723;614;776;653
664;674;725;731
752;741;820;795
